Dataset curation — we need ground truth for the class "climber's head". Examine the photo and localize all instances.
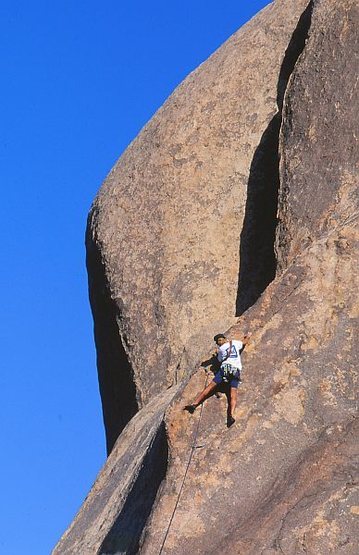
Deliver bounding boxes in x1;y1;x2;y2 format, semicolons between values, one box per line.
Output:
214;333;227;346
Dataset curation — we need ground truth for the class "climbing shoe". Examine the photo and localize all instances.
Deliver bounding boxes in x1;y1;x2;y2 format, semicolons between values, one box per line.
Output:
227;415;236;428
184;404;197;414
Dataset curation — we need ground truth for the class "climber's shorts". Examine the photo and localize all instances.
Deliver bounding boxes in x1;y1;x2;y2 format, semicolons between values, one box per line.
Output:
213;364;241;388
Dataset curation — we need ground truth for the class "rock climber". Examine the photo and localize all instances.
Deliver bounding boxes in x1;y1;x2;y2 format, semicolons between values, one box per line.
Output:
185;333;250;427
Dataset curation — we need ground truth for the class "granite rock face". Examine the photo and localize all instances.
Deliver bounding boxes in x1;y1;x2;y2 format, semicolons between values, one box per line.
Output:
139;3;358;552
86;0;312;452
276;0;359;273
142;228;358;554
53;387;179;555
56;0;358;553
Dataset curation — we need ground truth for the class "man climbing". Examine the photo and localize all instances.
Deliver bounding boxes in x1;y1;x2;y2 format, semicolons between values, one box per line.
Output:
185;333;250;427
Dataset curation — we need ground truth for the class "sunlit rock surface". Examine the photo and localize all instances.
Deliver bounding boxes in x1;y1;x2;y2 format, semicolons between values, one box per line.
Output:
55;0;358;553
141;2;358;552
86;0;311;453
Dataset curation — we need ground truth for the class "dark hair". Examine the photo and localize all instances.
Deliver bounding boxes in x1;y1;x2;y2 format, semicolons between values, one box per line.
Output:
213;333;226;343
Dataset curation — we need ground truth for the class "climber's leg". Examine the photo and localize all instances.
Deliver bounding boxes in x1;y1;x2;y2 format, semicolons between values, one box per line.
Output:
193;380;218;406
184;380;219;413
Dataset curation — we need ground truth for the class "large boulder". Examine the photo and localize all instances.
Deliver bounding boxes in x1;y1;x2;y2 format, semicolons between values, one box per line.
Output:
55;0;358;553
86;0;312;453
139;1;358;552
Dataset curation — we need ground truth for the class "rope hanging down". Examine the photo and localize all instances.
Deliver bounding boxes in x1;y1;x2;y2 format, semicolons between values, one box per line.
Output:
158;372;209;555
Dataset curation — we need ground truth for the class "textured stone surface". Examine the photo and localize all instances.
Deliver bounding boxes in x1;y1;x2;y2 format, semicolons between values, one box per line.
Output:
53;386;179;555
138;1;359;552
56;0;359;553
142;225;358;554
276;0;359;273
86;0;311;452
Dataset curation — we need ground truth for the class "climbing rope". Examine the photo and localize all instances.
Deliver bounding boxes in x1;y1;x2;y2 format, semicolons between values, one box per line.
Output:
158;372;209;555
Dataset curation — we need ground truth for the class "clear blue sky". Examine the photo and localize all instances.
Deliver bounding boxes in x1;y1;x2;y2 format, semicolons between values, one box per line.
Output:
0;1;270;553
